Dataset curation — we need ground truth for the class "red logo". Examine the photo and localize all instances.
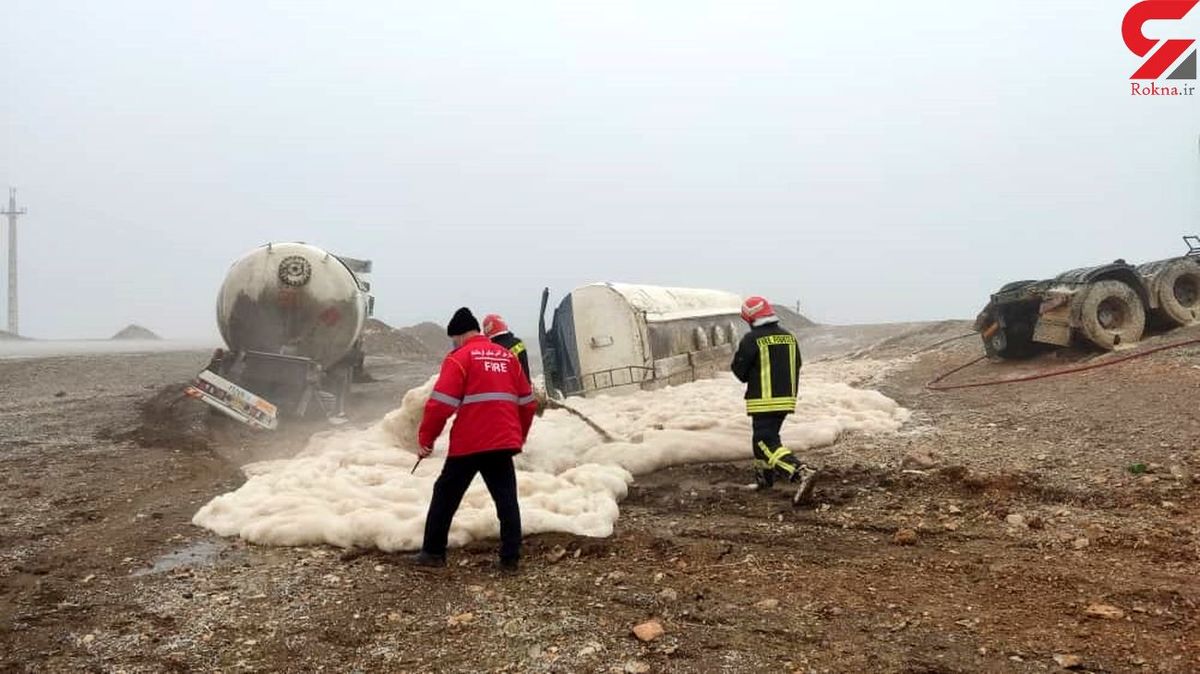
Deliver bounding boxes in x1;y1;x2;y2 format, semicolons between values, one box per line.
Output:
1123;0;1197;79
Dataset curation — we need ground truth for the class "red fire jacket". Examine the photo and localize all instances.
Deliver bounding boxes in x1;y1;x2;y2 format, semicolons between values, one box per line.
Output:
418;335;537;456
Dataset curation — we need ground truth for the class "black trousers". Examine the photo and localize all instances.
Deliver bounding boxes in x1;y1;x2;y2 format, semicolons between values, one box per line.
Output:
751;412;800;486
421;450;522;560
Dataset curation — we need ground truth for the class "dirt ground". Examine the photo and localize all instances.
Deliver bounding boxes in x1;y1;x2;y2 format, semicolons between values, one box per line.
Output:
1;325;1197;673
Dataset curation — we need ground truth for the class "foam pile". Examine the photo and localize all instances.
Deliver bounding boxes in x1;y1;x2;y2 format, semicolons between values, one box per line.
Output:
193;362;909;552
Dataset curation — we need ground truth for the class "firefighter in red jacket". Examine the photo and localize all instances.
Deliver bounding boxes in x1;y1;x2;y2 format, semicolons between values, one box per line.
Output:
413;307;538;571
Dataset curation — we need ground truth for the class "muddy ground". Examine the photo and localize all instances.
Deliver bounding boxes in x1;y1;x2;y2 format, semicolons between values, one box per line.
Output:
1;325;1197;673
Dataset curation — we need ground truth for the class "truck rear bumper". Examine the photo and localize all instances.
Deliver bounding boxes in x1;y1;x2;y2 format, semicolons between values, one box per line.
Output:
186;370;279;430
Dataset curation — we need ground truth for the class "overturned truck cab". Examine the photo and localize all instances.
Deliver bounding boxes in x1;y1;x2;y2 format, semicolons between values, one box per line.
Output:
976;236;1200;359
539;282;747;398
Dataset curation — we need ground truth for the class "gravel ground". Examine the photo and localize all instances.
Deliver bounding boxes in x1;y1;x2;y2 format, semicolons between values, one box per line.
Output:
1;326;1197;673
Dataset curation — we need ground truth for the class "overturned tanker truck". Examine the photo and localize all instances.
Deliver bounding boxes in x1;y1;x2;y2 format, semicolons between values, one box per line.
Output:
538;282;747;398
975;236;1200;359
187;242;374;429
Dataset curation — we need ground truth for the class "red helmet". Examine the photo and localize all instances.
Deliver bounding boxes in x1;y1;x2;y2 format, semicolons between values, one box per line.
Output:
482;314;509;338
740;296;775;324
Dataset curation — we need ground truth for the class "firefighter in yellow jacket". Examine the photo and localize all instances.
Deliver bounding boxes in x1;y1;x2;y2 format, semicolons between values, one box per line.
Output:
482;314;531;383
730;296;819;504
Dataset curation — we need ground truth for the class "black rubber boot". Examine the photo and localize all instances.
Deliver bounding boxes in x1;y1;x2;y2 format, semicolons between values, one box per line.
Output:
410;551;447;568
791;465;819;506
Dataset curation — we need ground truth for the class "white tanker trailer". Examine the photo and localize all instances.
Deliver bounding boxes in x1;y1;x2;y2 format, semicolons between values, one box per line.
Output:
187;242;374;429
538;282;747;398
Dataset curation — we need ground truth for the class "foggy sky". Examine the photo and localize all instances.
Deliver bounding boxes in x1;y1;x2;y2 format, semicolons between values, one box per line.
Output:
3;0;1198;341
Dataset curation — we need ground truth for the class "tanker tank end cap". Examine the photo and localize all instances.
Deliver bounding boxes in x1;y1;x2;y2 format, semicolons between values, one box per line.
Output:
447;307;481;337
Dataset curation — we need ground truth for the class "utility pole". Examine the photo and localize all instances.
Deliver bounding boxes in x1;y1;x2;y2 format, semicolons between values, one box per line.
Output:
2;188;27;336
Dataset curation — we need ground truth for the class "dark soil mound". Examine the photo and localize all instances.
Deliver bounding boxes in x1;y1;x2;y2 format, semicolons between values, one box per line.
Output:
103;383;212;451
363;318;449;358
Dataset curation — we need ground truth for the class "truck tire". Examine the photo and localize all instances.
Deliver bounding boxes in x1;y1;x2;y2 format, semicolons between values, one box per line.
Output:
978;302;1044;359
1077;280;1145;350
1153;260;1200;327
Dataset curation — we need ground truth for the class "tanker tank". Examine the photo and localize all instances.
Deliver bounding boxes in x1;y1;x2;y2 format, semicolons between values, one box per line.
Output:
188;242;375;428
217;242;370;368
538;282;747;398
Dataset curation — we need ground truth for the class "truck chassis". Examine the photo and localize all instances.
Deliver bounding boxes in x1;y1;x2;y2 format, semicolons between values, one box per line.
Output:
976;237;1200;358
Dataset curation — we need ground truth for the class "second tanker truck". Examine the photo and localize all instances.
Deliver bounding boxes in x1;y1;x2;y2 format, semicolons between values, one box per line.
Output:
187;242;374;429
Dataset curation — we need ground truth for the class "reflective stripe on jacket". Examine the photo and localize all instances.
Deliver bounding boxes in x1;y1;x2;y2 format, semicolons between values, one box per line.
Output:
730;321;801;415
419;335;537;456
490;332;531;383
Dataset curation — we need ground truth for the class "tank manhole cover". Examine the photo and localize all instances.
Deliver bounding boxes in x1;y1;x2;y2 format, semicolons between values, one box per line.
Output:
278;256;312;287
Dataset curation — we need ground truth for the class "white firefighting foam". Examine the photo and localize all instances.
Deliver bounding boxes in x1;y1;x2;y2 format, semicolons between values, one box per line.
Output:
193;363;909;552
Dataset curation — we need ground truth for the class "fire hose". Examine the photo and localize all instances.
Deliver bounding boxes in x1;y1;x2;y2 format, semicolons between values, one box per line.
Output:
926;337;1200;391
544;398;616;442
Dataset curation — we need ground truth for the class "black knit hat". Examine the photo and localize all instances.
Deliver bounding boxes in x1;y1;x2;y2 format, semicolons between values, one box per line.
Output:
446;307;481;337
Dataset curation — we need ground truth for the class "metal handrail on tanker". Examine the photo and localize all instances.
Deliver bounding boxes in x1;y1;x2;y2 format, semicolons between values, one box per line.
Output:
558;365;656;397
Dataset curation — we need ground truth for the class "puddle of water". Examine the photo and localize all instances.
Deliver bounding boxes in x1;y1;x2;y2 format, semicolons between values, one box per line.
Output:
133;539;229;576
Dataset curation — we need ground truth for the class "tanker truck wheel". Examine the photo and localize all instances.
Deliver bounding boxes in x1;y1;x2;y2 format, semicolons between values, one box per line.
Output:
1154;261;1200;327
1078;280;1145;350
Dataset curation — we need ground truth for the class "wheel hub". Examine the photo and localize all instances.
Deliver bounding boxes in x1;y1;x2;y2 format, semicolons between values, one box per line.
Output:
1097;297;1127;330
1173;275;1199;307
